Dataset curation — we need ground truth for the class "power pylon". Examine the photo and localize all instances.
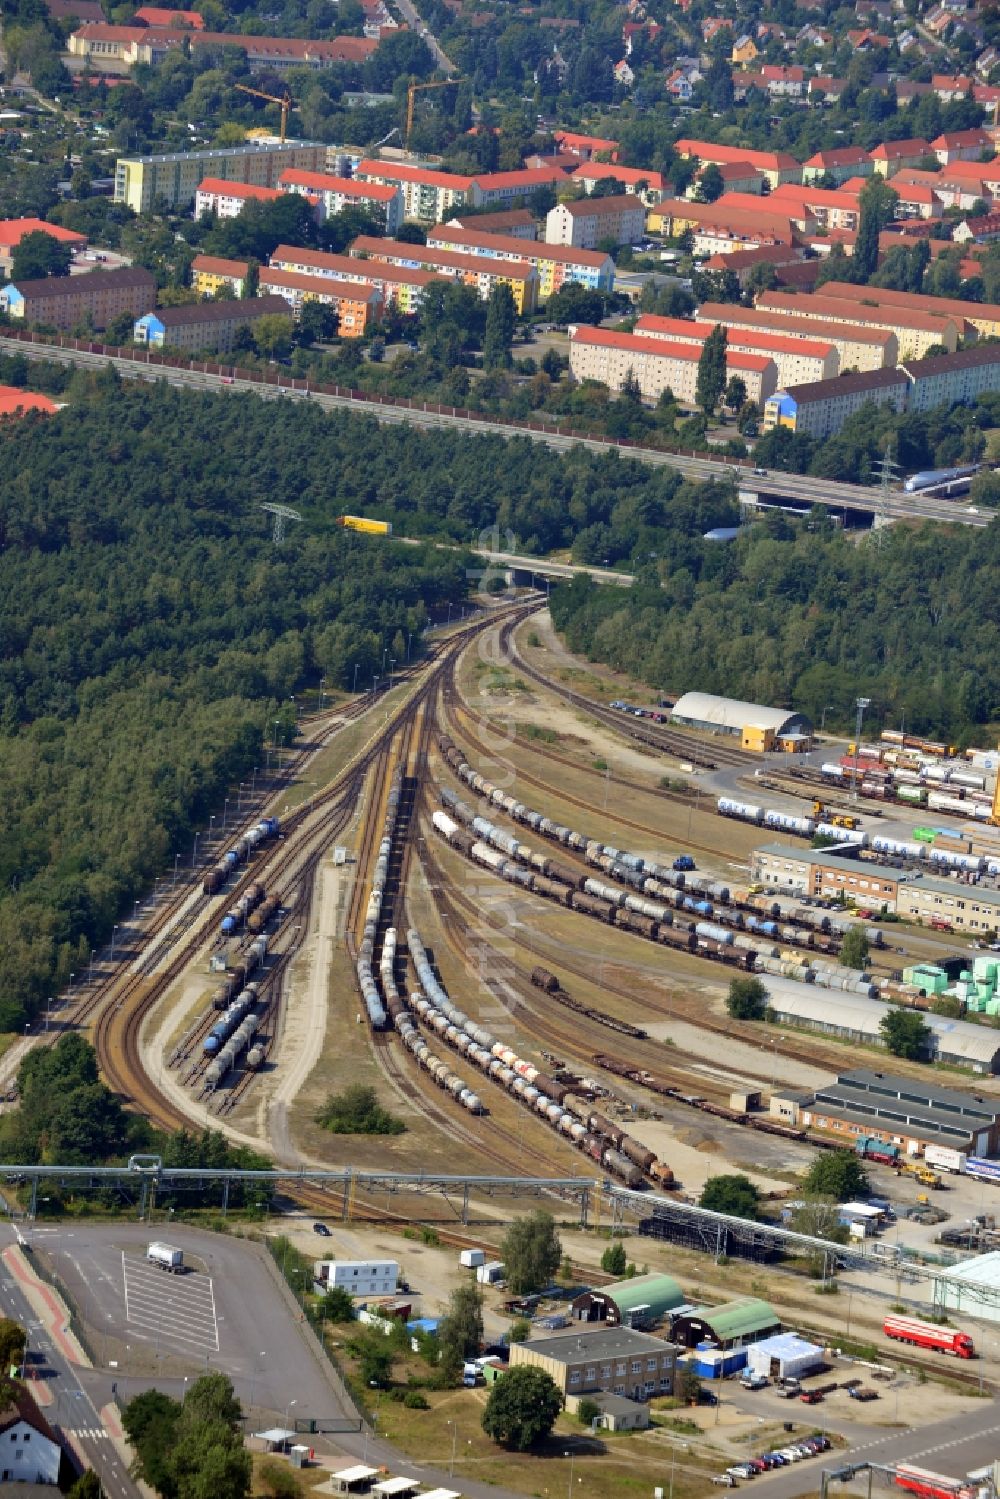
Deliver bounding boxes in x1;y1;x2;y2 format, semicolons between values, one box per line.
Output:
260;503;302;545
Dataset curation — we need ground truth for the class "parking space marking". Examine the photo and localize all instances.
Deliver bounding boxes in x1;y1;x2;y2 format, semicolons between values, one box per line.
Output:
121;1256;219;1353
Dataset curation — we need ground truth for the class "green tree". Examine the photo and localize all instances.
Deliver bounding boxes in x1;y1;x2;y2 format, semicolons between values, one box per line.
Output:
854;178;899;282
508;1318;531;1343
68;1473;103;1499
499;1211;561;1294
787;1197;849;1241
11;231;73;282
700;1174;760;1220
744;261;778;300
576;1397;600;1426
317;1287;356;1322
696;324;727;415
0;1319;26;1375
679;1367;703;1405
122;1389;182;1499
252;315;295;361
802;1150;869;1202
601;1240;627;1275
880;1007;932;1061
724;376;747;415
726;976;769;1020
483;283;516;370
695;163;726;203
481;1365;561;1450
840;924;871;969
314;1085;405;1135
358;1339;393;1389
296;300;338;347
437;1282;484;1375
546;281;605;325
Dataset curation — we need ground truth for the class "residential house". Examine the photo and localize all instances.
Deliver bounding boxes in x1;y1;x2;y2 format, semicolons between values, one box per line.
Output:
255;269;381;333
759;63;805;96
614;59;635;87
355;160;474;223
846;27;890;46
190;254;251;298
545;194;646;249
931;72;975;100
424;222;614;296
648;197;798;253
932;127;993;164
768;183;861;230
802;146;874;185
348;234;539;311
808;75;846;103
686;161;767;196
133;294;292;352
730;33;758;62
569;324;777;406
278;167;402;232
954;211;1000;242
702;16;732;42
0;217;86;275
0;264;156;330
133;5;204;24
818;277;1000;338
869;137;933;175
0;1389;63;1484
553;130;619;160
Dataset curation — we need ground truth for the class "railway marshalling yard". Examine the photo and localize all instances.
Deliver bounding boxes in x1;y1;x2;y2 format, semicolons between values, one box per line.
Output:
28;596;1000;1497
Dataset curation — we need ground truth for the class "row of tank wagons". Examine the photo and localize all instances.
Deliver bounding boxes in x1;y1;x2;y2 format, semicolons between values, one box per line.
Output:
210;935;268;1009
205;1009;265;1090
404;927;673;1190
432;808;880;998
220;882;266;937
379;926;485;1113
357;769;405;1030
718;797;996;877
202;819;281;896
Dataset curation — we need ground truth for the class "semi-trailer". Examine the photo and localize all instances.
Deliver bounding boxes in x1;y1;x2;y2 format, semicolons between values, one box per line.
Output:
883;1316;974;1358
147;1242;184;1272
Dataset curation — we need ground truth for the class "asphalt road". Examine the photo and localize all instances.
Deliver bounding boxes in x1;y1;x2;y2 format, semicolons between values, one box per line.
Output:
0;335;989;530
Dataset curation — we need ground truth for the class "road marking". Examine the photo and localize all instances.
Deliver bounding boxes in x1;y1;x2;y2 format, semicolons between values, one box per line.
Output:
121;1257;219;1353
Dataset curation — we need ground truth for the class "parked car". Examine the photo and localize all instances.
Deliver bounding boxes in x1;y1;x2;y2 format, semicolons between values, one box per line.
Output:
711;1476;737;1488
313;1222;332;1236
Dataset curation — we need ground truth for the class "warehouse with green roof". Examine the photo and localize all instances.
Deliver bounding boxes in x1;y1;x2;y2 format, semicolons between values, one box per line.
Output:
571;1272;685;1328
674;1298;780;1350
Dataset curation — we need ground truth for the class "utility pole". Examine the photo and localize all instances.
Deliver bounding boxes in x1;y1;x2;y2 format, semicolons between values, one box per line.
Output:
852;697;871;803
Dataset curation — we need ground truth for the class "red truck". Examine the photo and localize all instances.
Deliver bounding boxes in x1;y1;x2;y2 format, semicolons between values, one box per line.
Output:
883;1315;975;1358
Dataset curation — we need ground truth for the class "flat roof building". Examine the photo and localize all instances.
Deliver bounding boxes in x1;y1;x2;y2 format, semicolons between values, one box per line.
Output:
935;1252;1000;1324
115;138;327;214
571;1272;685;1327
806;1068;1000;1155
509;1325;678;1402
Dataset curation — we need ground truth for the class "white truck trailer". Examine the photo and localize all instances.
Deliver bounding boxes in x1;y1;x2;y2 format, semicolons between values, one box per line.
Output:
147;1242;184;1272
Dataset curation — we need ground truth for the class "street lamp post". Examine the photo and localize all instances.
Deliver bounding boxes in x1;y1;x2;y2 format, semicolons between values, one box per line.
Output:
223;798;229;833
820;704;834;732
851;696;871;804
173;852;180;888
319;677;326;712
563;1448;575;1499
192;832;200;867
450;1421;458;1478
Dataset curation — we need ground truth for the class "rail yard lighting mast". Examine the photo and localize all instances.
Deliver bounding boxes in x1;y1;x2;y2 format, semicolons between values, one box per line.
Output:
851;697;871;803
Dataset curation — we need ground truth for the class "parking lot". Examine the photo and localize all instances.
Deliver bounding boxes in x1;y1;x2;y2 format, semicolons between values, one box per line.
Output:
121;1252;218;1358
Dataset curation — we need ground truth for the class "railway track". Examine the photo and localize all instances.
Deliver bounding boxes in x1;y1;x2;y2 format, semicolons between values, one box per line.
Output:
502;612;751;770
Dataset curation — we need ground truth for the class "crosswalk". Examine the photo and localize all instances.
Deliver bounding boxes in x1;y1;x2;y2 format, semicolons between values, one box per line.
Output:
65;1428;111;1443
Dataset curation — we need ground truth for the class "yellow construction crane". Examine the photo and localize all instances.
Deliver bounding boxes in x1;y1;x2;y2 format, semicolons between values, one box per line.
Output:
235;83;295;144
406;76;463;143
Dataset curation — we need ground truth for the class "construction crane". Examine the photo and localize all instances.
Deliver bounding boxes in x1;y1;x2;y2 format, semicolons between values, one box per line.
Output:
235;83;295;144
406;76;463;143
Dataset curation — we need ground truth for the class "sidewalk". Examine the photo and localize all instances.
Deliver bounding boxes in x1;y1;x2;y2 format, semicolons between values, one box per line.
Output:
3;1244;90;1367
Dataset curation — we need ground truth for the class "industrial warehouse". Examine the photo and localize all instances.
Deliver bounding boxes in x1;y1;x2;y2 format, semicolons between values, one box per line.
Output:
764;989;1000;1073
669;693;813;753
791;1069;1000;1154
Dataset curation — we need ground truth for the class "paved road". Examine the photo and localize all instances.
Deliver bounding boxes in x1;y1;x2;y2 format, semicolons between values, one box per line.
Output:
1;336;989;530
391;0;455;72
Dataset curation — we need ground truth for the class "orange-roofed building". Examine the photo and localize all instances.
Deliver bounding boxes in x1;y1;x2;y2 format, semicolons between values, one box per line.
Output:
802;146;874;186
570;161;665;202
0;217;86;274
278;166;402;232
869;138;933;176
191;254;251;298
134;5;204;25
0;385;58;417
470;165;568;207
673;138;801;188
633;312;838;385
255;268;381;335
553;130;619;161
931;127;994;165
356;159;474;222
569;322;777;406
194;178;285;219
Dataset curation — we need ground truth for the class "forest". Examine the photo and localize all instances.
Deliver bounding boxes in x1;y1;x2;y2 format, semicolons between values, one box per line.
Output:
549;518;1000;743
0;378;738;1026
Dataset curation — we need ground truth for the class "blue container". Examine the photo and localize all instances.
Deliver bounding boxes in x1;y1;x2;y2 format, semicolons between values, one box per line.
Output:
221;915;236;936
693;900;713;917
204;1033;222;1056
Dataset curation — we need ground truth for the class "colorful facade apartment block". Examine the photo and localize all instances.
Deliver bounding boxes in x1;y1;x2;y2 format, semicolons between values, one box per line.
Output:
190;254;251;298
256;269;381;335
355;160;474;222
278;168;403;234
268;245;440;315
347;236;539;312
425;224;615;296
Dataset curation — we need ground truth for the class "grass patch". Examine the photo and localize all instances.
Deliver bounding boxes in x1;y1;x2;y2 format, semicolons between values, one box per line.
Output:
516;722;560;744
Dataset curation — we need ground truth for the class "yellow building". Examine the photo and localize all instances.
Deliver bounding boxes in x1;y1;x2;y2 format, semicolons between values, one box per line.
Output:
191;254;250;298
731;34;758;62
348;235;539;313
756;290;960;361
114;138;327;214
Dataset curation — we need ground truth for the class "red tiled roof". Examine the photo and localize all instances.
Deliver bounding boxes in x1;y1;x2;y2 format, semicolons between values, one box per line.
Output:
674;138;800;172
134;5;204;25
196;178;283;200
191;254;250;276
357;159;474;191
803;146;870;168
259;268;380;301
471;166;568;190
269;244;441;285
557;194;643;217
0;385;57;416
571;162;665;190
279;168;397;200
0;217;86;248
572;323;772;370
869;137;932;160
350;234;534;279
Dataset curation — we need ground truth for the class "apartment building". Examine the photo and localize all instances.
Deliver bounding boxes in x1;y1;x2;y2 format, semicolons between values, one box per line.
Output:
768;183;862;232
70;22;375;70
696;302;896;370
255;269;381;335
447;209;536;239
672;138;802;189
509;1326;677;1404
470;165;568;208
552;130;619;162
569;162;666;201
869;137;933;176
763;368;910;437
355;160;474;223
696;245;806;289
756;290;960;359
903;343;1000;409
896;877;1000;936
194;179;285;220
750;843;903;905
802;146;874;186
268;245;440;315
278;168;402;233
347;235;537;311
134;5;204;24
115;138;327;213
569;325;777;407
133;294;292;352
0;217;86;275
932;127;994;165
818;279;1000;339
425;223;615;296
545;194;646;249
0;265;156;330
647;198;797;251
685;162;767;199
190;254;251;298
634;313;838;386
